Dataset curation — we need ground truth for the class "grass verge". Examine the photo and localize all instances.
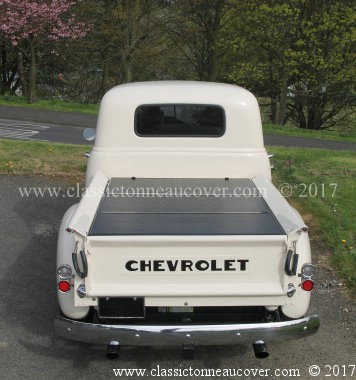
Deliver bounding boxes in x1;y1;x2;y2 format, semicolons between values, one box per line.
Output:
0;95;99;115
269;146;356;289
264;123;356;143
0;139;355;288
0;139;88;182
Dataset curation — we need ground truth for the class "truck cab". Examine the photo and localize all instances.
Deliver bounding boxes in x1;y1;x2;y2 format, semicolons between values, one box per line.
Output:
55;81;319;358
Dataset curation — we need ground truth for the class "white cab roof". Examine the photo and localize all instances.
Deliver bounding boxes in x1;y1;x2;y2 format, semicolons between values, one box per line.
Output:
95;81;264;149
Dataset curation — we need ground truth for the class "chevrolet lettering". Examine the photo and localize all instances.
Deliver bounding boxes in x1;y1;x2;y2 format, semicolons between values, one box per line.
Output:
125;259;249;272
55;82;320;359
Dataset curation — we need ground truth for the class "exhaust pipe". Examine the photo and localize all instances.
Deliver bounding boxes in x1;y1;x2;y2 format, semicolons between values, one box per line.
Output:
182;344;195;359
252;340;269;359
106;340;120;359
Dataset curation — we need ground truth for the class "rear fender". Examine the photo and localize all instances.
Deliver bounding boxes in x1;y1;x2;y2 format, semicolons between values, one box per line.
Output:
282;231;312;318
57;204;90;319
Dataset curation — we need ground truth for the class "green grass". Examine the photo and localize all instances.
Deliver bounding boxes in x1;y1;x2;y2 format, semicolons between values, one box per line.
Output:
269;146;356;289
264;123;356;143
0;138;355;288
0;139;88;181
0;94;99;115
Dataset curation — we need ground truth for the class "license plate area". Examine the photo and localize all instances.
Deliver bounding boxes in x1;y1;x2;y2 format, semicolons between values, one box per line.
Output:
98;297;145;319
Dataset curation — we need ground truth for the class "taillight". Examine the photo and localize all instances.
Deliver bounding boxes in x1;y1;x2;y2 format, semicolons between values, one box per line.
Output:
58;280;71;292
57;264;72;293
301;279;314;291
301;263;315;278
300;263;315;292
57;264;72;279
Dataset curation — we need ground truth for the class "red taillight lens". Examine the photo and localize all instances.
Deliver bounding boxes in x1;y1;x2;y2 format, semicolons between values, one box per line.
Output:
301;279;314;291
58;280;71;292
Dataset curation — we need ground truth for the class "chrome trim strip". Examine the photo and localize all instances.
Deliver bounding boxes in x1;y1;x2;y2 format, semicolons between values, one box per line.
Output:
54;314;320;346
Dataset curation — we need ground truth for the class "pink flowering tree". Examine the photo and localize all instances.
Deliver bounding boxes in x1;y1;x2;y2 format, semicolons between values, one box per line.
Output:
0;0;87;102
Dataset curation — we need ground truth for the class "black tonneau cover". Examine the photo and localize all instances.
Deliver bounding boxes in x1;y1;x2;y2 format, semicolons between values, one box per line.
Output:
89;178;285;236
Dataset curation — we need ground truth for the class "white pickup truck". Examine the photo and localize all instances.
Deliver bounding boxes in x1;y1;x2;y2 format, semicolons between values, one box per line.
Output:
55;81;319;358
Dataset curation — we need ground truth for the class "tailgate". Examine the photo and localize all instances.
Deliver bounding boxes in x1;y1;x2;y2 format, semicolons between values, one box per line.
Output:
83;178;287;302
85;235;286;299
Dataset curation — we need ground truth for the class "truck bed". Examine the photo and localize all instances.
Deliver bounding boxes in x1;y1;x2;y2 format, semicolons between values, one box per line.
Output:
89;178;285;236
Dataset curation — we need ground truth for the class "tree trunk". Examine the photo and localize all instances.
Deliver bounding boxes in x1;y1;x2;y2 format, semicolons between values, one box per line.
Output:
275;101;281;125
0;41;7;95
273;80;288;125
270;97;277;124
121;0;139;84
274;94;287;125
28;41;37;103
307;103;322;130
123;60;132;83
296;104;306;129
207;48;219;82
17;50;27;97
98;60;109;101
206;1;224;82
278;83;288;125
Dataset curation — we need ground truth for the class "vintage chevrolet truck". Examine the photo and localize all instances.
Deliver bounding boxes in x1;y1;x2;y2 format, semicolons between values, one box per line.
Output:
55;81;319;358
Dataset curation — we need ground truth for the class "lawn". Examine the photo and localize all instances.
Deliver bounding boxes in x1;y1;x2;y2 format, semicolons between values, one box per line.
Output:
0;139;88;181
0;139;355;288
263;124;356;143
0;95;99;115
269;146;356;289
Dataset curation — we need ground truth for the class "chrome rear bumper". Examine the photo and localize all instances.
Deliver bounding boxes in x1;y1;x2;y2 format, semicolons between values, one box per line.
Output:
54;314;319;346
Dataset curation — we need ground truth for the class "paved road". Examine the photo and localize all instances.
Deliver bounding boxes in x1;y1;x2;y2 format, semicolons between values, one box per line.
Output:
0;175;355;380
0;105;94;145
0;105;355;150
263;134;356;151
0;118;88;145
0;105;95;128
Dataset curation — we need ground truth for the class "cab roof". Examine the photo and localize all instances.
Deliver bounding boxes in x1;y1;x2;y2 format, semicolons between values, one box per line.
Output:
95;81;264;149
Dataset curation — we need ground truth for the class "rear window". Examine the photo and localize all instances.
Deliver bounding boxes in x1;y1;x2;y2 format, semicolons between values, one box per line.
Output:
135;104;225;137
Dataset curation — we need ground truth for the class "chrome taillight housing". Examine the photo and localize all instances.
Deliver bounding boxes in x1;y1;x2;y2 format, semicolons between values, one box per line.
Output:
57;264;72;279
301;263;315;292
301;263;315;279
